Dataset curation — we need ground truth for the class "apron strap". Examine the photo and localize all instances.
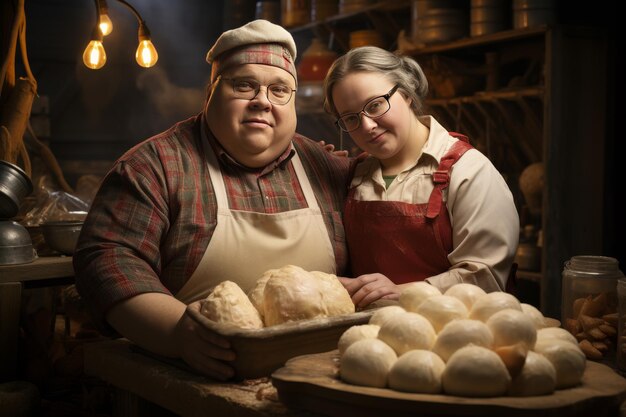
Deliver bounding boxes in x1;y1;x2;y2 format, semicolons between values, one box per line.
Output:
426;134;473;219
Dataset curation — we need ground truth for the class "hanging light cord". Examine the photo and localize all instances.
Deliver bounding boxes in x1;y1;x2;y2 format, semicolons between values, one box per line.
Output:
115;0;146;27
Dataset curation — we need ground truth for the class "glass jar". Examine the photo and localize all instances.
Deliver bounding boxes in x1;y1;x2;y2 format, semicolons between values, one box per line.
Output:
617;278;626;373
561;256;624;365
281;0;310;28
296;38;338;82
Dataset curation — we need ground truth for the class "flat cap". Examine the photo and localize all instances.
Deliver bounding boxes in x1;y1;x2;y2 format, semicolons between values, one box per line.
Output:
206;20;298;82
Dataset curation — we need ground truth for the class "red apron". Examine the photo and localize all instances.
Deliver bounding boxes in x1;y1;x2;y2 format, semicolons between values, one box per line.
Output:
344;133;472;284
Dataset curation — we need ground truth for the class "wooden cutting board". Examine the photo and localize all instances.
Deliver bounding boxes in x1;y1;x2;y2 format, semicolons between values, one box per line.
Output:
272;350;626;417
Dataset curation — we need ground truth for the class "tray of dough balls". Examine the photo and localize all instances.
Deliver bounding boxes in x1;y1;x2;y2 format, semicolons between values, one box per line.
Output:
186;265;378;380
271;282;626;417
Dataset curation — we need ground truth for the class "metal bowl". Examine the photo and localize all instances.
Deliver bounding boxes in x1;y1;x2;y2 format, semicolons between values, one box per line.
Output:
0;220;37;265
41;221;84;255
0;160;33;219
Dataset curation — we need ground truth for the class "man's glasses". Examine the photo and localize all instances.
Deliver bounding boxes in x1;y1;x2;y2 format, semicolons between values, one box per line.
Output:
220;77;296;105
336;85;399;132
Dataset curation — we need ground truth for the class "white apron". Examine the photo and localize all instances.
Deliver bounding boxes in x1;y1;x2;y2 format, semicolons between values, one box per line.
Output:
176;136;336;304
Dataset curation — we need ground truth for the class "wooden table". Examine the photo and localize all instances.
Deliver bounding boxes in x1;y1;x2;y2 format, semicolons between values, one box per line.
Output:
84;339;322;417
0;256;74;380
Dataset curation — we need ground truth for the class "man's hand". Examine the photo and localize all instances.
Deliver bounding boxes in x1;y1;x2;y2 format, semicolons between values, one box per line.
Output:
176;301;236;380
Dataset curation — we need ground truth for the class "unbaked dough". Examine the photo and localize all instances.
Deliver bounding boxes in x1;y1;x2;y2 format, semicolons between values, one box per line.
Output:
444;283;486;310
536;327;578;346
399;282;441;312
415;295;468;333
442;345;511;397
486;308;537;350
338;324;380;355
520;303;548;329
508;351;556;396
377;311;436;355
469;292;522;322
200;281;264;329
388;350;445;393
368;305;406;327
340;338;397;388
247;269;277;320
261;265;354;326
533;339;586;389
432;319;494;362
310;270;356;317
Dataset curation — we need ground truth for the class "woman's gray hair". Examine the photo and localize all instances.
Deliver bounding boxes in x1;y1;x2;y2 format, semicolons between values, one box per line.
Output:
323;46;428;117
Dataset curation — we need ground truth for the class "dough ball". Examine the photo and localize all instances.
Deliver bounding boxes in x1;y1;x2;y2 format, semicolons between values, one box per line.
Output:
338;324;380;355
247;269;277;320
310;270;356;317
378;312;436;355
200;281;264;329
368;305;406;327
444;283;486;310
340;339;397;388
469;292;522;322
508;351;556;396
494;343;528;378
399;282;441;312
536;327;578;346
486;309;537;350
262;265;354;326
442;345;511;397
534;339;586;389
388;350;445;393
520;303;548;329
432;319;494;362
415;295;468;333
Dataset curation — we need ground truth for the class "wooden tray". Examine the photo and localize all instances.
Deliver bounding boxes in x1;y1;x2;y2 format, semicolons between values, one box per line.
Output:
186;307;375;380
272;350;626;417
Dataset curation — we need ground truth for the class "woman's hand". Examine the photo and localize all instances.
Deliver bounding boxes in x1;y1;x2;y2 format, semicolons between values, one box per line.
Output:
175;301;236;381
338;273;401;309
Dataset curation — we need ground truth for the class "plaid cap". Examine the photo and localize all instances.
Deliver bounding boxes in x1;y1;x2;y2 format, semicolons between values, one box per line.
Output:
206;19;297;83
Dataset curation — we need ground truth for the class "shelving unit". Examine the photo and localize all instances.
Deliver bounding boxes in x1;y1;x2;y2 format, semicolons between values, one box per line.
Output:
290;1;411;52
290;5;612;319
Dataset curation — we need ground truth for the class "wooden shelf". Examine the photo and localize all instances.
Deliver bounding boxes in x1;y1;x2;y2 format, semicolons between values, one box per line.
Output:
402;26;548;55
426;86;544;106
0;255;74;283
288;1;411;34
288;1;411;52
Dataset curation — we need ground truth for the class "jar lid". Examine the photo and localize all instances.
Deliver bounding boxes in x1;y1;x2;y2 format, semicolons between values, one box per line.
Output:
565;255;624;278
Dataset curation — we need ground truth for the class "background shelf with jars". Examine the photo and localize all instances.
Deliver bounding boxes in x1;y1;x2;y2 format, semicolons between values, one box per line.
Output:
257;0;612;318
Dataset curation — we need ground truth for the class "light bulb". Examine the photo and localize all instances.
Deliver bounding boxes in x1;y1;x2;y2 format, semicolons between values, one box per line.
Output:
99;14;113;36
135;39;158;68
83;40;107;69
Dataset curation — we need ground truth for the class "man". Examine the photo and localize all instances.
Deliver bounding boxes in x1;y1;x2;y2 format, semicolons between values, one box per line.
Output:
74;20;351;380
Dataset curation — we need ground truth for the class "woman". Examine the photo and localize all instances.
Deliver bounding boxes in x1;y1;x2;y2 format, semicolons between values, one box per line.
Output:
323;47;519;308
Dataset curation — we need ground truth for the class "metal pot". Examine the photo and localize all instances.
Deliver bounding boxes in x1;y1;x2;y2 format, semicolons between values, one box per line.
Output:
0;220;37;265
0;160;33;219
41;221;83;255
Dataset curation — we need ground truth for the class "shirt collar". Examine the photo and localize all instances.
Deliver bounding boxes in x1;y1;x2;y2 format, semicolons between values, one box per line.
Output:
418;115;452;165
200;115;295;175
349;115;455;189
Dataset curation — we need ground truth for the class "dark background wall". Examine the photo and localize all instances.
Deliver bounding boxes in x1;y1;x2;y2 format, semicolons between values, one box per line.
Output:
23;0;224;170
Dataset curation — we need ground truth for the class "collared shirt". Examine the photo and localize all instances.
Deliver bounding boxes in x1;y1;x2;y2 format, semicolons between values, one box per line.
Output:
74;114;352;326
349;116;519;292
